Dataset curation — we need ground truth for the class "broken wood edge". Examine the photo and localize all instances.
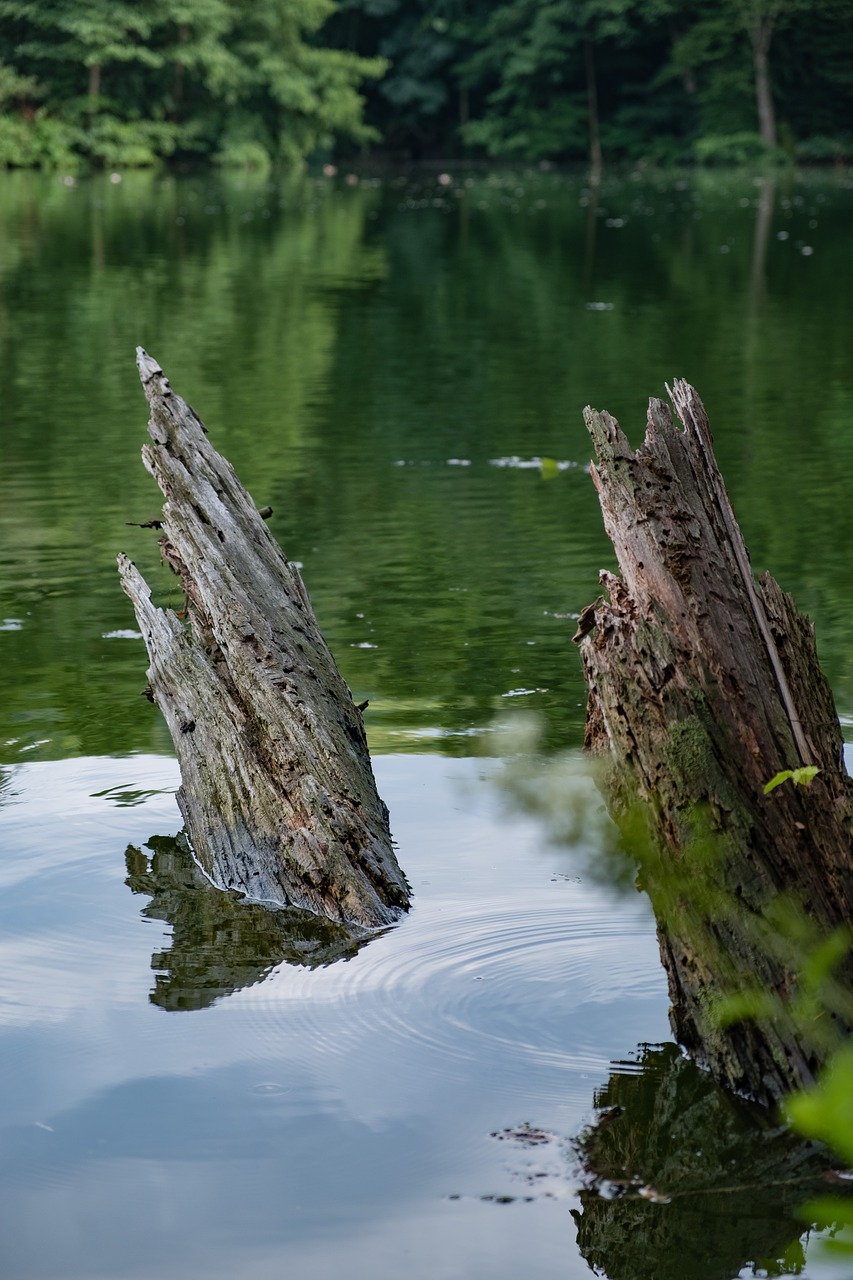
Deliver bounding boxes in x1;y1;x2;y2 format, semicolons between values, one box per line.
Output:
580;387;836;779
576;382;853;1105
119;350;410;933
665;379;811;765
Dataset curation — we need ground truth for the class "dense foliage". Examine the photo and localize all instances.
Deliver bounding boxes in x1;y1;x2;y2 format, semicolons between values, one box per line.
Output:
0;0;386;168
0;0;851;168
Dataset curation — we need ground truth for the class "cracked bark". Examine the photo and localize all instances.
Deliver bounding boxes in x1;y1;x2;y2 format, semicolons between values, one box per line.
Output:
576;381;853;1105
118;349;410;932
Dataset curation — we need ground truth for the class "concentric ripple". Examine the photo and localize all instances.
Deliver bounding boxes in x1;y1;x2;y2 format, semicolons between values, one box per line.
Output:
238;888;663;1104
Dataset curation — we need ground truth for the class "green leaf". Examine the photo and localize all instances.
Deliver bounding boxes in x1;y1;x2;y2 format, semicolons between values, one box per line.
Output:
763;765;820;794
798;1198;853;1254
792;765;820;787
800;925;852;992
540;457;559;479
716;989;779;1026
787;1044;853;1166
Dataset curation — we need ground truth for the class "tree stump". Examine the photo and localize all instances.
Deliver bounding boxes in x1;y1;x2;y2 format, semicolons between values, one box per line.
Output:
118;349;410;931
576;381;853;1105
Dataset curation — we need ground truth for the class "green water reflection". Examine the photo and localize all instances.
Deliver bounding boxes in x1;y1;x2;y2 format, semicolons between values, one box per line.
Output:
2;167;853;764
573;1043;844;1280
125;835;365;1010
2;169;853;1275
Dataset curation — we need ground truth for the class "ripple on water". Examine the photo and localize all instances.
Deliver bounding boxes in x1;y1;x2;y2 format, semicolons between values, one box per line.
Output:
238;888;662;1105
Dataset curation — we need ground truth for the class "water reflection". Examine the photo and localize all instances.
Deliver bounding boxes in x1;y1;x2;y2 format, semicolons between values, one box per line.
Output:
0;752;672;1279
3;164;853;1278
498;739;853;1274
749;177;776;307
3;170;853;764
125;835;365;1011
572;1043;842;1280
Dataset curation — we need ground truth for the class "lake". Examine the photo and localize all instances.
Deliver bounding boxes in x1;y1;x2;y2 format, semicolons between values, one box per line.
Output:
1;164;852;1279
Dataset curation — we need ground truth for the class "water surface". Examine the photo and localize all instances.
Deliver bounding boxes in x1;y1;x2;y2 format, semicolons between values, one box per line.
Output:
2;165;853;1278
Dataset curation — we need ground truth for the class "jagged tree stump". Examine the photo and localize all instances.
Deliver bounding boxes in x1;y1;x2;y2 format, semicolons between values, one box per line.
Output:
576;381;853;1105
118;349;410;931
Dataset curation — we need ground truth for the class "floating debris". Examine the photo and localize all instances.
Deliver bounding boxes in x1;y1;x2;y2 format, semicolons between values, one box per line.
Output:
489;456;581;472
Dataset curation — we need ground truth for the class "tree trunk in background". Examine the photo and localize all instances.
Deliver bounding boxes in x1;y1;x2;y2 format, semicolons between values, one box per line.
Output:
751;16;777;147
172;23;188;118
584;39;603;186
576;382;853;1106
118;349;410;932
749;176;776;306
87;61;101;105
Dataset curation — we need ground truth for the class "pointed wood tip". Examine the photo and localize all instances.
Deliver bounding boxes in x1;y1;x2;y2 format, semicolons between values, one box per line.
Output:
136;347;172;401
645;396;675;445
583;404;633;464
585;382;705;466
136;347;161;381
666;379;711;443
116;552;151;602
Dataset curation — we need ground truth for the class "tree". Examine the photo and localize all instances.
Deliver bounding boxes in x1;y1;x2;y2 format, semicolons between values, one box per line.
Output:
739;0;782;146
2;0;853;165
325;0;484;156
0;0;386;167
0;0;163;105
149;0;237;125
671;0;853;155
459;0;677;169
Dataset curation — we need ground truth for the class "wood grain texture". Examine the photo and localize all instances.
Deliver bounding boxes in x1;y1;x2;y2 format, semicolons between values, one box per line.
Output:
119;349;410;931
577;381;853;1104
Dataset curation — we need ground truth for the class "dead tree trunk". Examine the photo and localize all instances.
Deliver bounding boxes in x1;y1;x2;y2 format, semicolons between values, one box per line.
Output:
576;381;853;1106
118;349;410;931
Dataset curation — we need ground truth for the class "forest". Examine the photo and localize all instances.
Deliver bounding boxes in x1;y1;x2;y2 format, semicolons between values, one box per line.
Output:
0;0;851;171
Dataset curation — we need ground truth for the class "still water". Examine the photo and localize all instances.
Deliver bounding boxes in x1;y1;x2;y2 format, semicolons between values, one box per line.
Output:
1;166;853;1278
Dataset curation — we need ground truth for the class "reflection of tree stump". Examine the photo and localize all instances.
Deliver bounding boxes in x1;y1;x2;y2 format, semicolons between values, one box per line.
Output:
125;838;363;1011
576;383;853;1104
119;350;410;931
573;1044;842;1280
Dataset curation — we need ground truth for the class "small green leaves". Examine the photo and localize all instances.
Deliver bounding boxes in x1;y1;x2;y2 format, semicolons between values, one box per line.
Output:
716;989;779;1027
787;1043;853;1166
763;771;792;795
763;765;821;796
539;457;559;479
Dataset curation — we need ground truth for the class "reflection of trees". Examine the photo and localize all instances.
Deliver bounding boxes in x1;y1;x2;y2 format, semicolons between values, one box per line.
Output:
749;176;776;307
572;1043;843;1280
0;171;383;763
5;169;853;762
125;836;364;1011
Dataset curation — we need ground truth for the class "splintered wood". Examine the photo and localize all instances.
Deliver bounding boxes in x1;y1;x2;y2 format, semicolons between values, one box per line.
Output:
119;349;409;931
577;382;853;1104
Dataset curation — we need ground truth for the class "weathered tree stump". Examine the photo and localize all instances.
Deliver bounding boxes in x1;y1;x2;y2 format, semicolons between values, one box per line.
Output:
576;381;853;1105
118;349;410;931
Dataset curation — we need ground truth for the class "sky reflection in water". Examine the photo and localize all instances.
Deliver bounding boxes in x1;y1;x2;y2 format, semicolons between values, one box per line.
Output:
2;167;853;1277
0;753;668;1279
